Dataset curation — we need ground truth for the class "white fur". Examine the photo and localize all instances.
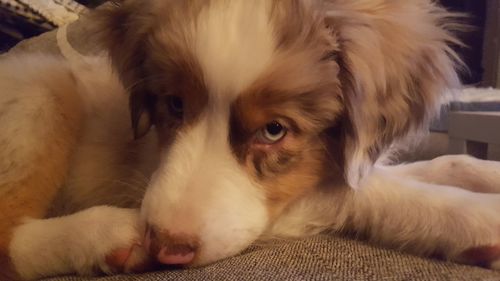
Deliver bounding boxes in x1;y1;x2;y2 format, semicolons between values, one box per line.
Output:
194;0;275;98
352;167;500;258
141;99;268;265
10;206;143;280
271;159;500;261
0;56;74;190
141;2;274;263
388;155;500;193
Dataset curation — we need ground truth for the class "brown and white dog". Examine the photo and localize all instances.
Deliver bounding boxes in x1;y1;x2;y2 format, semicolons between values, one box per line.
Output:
1;0;500;279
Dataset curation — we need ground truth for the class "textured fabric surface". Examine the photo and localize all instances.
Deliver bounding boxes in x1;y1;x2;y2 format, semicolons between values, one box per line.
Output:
8;14;500;281
42;235;500;281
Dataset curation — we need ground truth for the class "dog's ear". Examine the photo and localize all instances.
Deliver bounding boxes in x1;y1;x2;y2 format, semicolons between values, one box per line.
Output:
93;0;156;139
324;1;462;188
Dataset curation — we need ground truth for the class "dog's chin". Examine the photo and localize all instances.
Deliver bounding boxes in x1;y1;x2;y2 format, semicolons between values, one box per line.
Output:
140;190;269;267
189;232;262;267
139;166;269;266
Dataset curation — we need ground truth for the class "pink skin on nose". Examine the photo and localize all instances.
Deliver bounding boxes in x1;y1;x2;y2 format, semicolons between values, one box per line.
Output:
144;225;197;265
157;249;195;265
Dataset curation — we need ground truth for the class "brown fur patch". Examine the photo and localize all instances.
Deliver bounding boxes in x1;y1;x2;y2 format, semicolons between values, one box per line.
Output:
95;2;345;214
324;0;462;185
229;24;344;215
94;1;211;144
93;0;210;139
144;36;209;146
0;64;84;277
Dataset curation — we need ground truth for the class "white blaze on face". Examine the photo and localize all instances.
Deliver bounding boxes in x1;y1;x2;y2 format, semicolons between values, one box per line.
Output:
142;101;268;264
141;0;277;264
194;0;275;97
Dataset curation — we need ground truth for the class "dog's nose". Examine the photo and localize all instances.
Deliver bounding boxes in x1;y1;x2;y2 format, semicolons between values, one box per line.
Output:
144;225;199;265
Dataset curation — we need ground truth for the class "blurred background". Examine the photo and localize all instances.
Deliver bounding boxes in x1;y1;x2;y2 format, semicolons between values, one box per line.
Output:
0;0;105;52
0;0;499;88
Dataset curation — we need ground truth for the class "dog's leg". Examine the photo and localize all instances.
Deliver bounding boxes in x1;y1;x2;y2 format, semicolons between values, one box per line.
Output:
387;155;500;193
0;57;84;279
348;168;500;269
8;206;152;280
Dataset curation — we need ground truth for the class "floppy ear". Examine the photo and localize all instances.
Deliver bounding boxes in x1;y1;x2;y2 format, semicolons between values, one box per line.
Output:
324;0;462;188
93;0;156;139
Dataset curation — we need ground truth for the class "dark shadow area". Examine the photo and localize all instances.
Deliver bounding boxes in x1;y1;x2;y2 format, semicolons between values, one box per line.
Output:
0;0;106;53
440;0;487;85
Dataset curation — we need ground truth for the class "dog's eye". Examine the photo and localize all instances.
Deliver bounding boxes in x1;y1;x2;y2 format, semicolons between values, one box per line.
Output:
257;121;287;144
167;96;183;118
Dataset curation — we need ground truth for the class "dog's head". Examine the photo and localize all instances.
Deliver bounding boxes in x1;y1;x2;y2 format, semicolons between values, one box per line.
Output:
97;0;460;266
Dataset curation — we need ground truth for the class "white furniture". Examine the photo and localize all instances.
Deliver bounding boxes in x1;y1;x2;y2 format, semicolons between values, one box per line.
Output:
448;111;500;160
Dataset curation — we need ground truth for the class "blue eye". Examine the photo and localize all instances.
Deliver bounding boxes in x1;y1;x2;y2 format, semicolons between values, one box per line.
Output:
257;121;287;144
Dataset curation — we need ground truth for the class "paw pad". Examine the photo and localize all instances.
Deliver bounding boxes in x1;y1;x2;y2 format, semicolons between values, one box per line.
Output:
105;243;156;273
105;247;134;272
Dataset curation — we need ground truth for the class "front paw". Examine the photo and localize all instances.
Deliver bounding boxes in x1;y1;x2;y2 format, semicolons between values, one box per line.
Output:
9;206;152;279
67;207;154;276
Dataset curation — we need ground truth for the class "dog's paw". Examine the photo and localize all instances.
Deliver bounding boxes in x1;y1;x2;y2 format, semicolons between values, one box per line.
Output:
457;245;500;270
103;243;156;274
10;206;153;279
67;207;154;276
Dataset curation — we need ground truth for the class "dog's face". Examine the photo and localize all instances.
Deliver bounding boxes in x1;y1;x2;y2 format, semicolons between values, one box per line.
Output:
98;0;459;266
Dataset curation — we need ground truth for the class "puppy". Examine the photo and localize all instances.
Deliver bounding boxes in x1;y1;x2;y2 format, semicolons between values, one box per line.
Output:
1;0;500;280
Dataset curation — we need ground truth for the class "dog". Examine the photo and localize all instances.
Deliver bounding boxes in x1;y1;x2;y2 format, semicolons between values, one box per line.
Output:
1;0;500;280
